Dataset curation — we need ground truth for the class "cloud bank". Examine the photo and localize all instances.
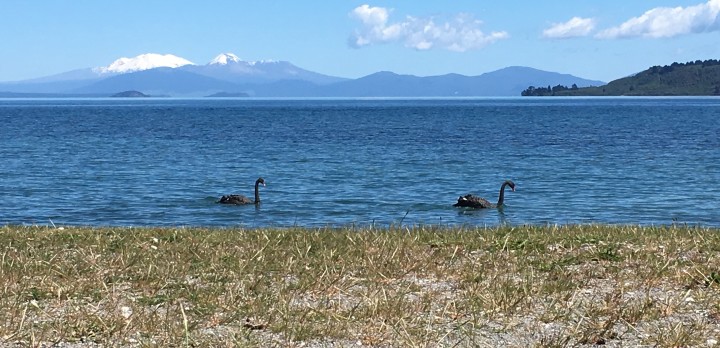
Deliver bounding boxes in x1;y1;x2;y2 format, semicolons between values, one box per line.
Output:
349;5;508;52
597;0;720;38
542;17;596;38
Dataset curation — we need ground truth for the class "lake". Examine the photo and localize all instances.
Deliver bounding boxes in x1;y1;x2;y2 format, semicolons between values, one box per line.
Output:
1;97;718;227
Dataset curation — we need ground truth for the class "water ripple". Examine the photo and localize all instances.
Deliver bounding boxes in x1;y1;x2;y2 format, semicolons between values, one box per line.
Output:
0;98;718;227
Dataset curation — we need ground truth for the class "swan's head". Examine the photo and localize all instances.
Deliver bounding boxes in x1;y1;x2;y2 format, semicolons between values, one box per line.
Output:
256;177;266;186
505;180;516;191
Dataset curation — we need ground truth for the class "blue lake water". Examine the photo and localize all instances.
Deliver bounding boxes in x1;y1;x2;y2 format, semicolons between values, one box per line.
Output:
1;98;718;228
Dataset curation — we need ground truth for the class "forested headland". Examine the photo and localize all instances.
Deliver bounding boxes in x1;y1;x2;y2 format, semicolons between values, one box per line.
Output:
522;59;720;96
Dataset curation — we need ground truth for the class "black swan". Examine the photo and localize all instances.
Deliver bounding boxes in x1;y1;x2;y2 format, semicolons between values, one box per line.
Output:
454;180;515;209
218;177;265;205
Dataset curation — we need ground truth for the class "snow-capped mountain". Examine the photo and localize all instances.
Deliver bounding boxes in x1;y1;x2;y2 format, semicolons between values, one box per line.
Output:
209;53;241;65
181;52;344;85
208;53;280;66
0;53;195;89
81;52;343;85
94;53;194;74
0;52;350;95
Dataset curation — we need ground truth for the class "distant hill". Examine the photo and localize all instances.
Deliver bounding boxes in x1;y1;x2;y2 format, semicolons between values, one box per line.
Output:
522;59;720;96
72;68;240;96
111;90;150;97
477;66;604;95
235;67;604;97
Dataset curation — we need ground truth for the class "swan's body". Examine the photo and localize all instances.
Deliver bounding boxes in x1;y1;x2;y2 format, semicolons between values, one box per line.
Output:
218;177;265;205
218;194;253;205
454;180;515;209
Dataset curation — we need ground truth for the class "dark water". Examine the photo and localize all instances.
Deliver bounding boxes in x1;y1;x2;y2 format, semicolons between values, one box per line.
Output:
1;98;718;227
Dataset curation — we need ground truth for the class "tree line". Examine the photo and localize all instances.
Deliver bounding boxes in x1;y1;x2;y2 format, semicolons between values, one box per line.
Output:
648;59;720;75
522;58;720;96
521;84;578;96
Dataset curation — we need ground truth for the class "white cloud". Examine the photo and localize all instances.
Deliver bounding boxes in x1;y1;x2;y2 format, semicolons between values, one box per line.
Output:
349;5;508;52
542;17;596;38
596;0;720;39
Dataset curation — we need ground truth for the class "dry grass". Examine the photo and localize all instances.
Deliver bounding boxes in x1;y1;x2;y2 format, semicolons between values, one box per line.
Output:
1;224;720;347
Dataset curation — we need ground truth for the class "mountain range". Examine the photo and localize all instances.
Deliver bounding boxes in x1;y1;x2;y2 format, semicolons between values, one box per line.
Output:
0;53;605;97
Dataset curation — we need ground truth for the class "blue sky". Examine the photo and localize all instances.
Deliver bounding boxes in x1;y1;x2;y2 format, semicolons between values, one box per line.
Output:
2;1;720;82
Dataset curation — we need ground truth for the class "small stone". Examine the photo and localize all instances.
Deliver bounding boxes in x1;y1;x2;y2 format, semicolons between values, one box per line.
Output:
121;306;133;319
685;296;695;303
708;338;718;346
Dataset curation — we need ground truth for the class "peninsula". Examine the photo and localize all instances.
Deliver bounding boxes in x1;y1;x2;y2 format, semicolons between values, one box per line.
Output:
522;59;720;96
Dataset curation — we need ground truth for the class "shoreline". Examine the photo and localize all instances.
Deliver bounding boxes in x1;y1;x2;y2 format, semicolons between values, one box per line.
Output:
2;224;719;347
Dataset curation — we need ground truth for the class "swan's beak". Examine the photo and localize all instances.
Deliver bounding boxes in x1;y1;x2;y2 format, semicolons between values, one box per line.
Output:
262;183;266;186
511;186;515;192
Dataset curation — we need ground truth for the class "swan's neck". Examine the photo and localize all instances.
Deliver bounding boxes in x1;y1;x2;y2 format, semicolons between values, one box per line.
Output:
254;182;261;204
497;183;509;206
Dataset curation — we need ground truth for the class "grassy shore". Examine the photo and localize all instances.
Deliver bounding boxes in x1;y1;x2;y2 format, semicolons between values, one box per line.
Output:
1;224;719;347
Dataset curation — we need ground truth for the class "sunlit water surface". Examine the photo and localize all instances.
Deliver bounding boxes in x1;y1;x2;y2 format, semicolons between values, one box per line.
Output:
1;98;718;227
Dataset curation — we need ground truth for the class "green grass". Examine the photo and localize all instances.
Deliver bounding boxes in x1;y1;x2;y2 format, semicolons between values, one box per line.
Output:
1;224;719;347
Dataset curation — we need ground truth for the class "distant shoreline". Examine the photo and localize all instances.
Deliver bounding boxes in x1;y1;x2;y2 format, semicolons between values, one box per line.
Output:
2;93;719;99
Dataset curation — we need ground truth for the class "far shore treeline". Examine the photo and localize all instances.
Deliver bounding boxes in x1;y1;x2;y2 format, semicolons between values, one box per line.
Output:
522;58;720;96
